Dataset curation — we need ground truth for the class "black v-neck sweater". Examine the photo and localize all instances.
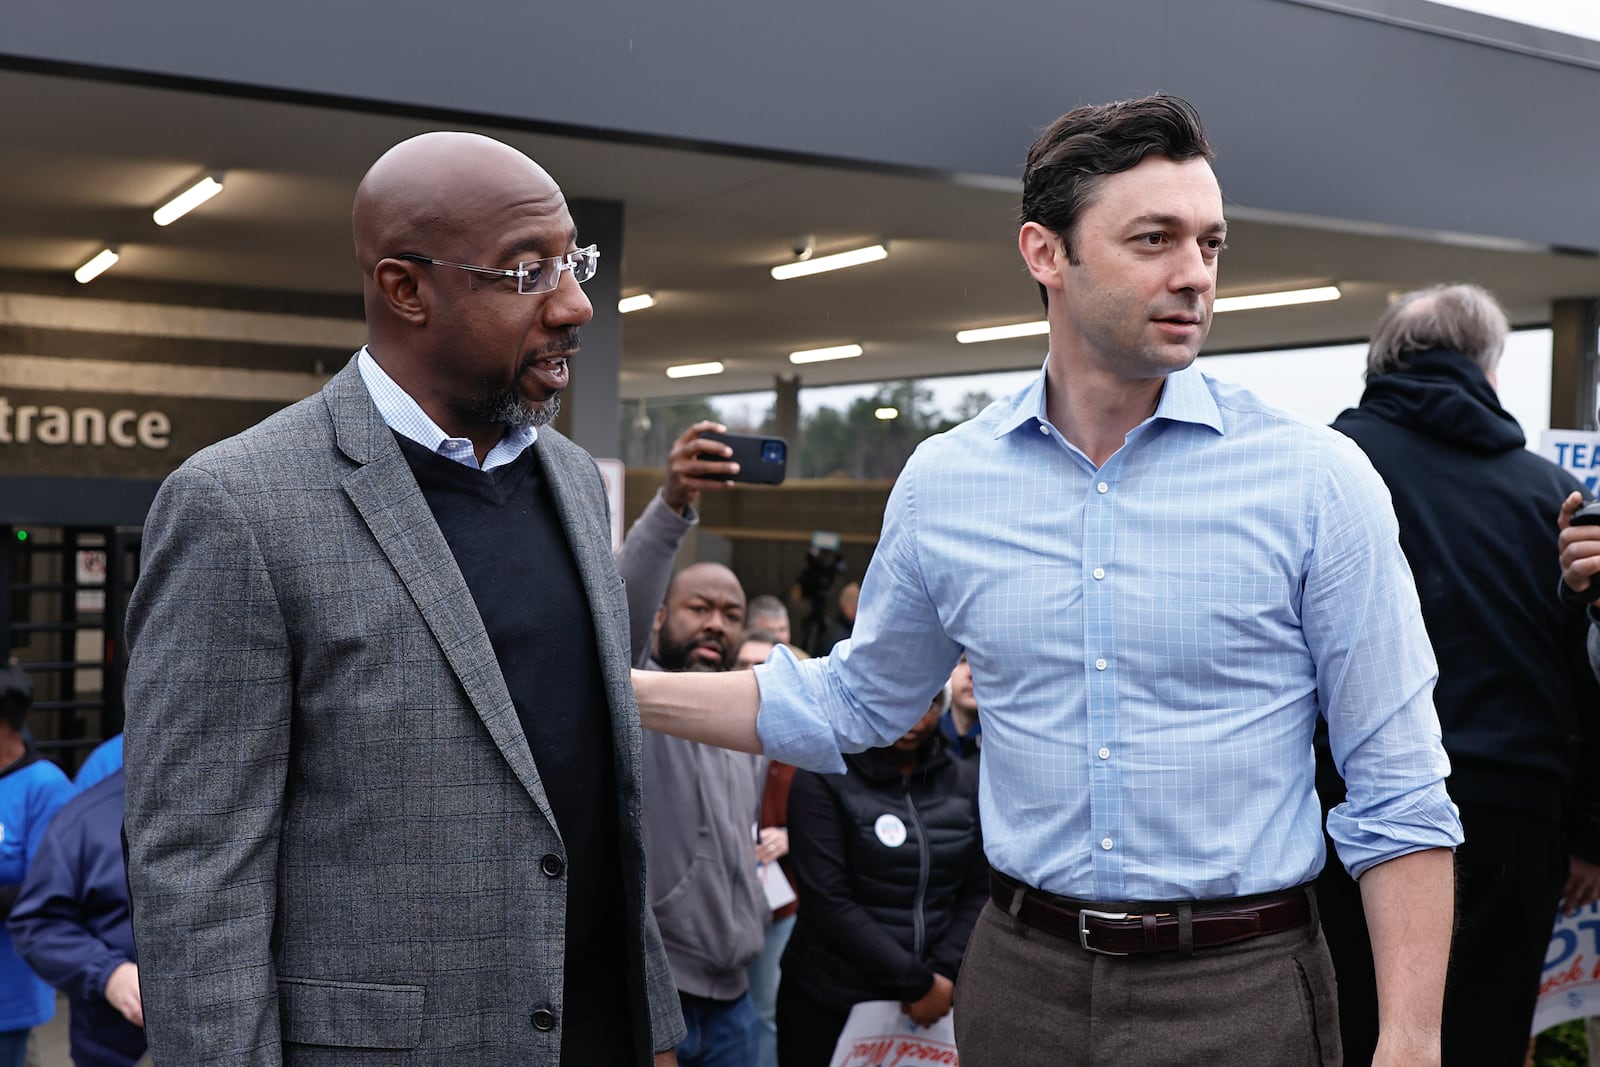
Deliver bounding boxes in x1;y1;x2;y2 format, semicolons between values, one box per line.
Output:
397;436;631;1055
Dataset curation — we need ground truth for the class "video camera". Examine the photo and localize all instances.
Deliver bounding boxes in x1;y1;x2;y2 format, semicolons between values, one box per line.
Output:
795;531;846;654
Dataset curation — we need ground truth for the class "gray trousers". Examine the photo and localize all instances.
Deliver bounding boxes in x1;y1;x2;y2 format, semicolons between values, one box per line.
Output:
954;900;1342;1066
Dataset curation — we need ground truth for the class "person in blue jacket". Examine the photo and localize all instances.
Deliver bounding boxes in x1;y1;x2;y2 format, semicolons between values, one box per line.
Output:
72;735;123;794
0;665;74;1067
10;768;145;1067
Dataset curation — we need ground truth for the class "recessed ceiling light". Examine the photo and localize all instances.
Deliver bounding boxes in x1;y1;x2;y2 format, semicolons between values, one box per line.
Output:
665;361;724;379
618;292;656;314
789;344;864;365
956;320;1050;344
1213;285;1341;313
153;173;225;227
73;247;120;284
771;244;888;280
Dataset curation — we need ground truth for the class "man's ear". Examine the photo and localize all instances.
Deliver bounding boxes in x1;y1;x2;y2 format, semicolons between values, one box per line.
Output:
1018;222;1067;293
653;605;665;635
373;258;429;326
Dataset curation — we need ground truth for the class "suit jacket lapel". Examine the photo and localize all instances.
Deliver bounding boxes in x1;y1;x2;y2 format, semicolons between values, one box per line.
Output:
323;359;558;830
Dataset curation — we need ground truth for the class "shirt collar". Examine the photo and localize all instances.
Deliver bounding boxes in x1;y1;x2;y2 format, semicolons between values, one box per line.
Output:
356;346;537;470
992;356;1224;439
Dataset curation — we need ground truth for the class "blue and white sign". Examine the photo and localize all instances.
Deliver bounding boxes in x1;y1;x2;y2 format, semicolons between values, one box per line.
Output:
1539;430;1600;494
1535;900;1600;1035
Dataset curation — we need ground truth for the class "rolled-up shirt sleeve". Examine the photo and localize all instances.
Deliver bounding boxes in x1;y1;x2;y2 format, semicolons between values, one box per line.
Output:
1307;437;1464;879
754;455;963;773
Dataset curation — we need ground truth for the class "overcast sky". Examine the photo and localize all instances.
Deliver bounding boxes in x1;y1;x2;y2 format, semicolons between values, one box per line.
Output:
1434;0;1600;40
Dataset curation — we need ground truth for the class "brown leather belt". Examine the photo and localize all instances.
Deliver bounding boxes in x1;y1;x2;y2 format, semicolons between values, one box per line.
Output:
989;869;1313;956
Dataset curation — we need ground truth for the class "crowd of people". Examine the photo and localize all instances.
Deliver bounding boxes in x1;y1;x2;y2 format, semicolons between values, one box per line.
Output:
1;92;1599;1067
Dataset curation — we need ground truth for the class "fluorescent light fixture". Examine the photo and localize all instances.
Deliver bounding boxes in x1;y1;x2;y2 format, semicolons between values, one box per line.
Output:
1213;285;1340;314
153;173;225;227
874;407;899;421
789;343;863;365
74;247;120;284
771;244;888;280
956;319;1050;344
665;361;724;379
618;292;656;314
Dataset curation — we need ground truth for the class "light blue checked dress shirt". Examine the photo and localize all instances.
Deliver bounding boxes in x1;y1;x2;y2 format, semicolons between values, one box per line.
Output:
356;347;535;470
754;360;1463;903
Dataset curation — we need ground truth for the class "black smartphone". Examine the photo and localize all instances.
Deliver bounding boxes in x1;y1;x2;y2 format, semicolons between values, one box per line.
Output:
698;431;787;485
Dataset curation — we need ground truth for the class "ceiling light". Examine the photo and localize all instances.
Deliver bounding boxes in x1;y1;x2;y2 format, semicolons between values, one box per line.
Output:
618;292;656;314
153;173;225;227
789;344;863;365
956;320;1050;344
771;244;888;280
874;407;899;421
73;247;120;284
1213;285;1340;313
665;361;724;379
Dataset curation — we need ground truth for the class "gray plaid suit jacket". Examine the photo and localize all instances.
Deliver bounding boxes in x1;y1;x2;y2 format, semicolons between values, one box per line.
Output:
123;357;684;1066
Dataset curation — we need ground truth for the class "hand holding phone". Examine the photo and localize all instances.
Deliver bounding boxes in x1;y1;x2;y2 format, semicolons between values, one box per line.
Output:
662;421;743;511
696;431;787;485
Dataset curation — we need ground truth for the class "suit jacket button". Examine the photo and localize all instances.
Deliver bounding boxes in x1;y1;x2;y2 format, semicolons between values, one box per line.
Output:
541;853;565;878
531;1008;558;1031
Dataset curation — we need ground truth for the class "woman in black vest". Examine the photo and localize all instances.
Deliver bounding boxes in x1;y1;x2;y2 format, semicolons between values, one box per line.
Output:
775;684;986;1066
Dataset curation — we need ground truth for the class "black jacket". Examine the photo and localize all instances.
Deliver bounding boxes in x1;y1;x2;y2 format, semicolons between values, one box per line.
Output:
780;734;986;1012
1325;349;1600;850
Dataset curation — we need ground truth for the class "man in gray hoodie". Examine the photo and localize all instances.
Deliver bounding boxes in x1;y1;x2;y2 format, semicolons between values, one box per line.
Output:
641;563;767;1067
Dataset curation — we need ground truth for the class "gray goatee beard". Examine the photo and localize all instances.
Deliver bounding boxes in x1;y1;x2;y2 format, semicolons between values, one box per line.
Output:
481;390;560;430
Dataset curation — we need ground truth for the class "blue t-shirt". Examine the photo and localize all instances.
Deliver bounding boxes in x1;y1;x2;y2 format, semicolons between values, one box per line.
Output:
73;735;123;794
0;752;73;1031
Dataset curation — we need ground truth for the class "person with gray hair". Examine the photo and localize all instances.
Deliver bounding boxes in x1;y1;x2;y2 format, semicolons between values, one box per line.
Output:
745;596;791;647
1365;281;1509;378
1316;281;1600;1066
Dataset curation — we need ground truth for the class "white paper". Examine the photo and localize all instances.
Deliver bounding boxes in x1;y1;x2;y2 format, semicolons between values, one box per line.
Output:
827;999;957;1067
758;861;797;911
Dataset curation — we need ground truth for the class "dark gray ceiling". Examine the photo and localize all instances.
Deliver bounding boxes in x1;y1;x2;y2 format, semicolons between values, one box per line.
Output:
3;0;1599;399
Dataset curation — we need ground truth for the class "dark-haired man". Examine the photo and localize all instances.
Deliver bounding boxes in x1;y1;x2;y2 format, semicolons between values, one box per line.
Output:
633;95;1460;1066
640;564;765;1067
124;132;685;1066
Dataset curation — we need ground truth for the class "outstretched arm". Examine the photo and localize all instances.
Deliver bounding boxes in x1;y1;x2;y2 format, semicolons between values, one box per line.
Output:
632;667;763;753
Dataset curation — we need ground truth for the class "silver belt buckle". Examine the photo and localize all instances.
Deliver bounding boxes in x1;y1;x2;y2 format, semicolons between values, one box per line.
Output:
1078;908;1131;955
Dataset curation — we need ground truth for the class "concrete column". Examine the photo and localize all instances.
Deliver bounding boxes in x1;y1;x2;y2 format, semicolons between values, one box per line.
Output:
561;198;624;457
774;373;801;473
1550;298;1600;430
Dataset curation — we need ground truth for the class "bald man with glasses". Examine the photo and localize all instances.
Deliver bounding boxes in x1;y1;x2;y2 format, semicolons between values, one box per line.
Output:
123;132;686;1067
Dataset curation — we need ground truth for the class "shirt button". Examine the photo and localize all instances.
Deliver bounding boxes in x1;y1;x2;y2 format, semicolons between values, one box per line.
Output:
531;1008;558;1031
1101;838;1114;851
1097;481;1109;494
541;853;565;878
1039;424;1050;436
1095;658;1107;671
1092;567;1105;580
1098;747;1110;760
